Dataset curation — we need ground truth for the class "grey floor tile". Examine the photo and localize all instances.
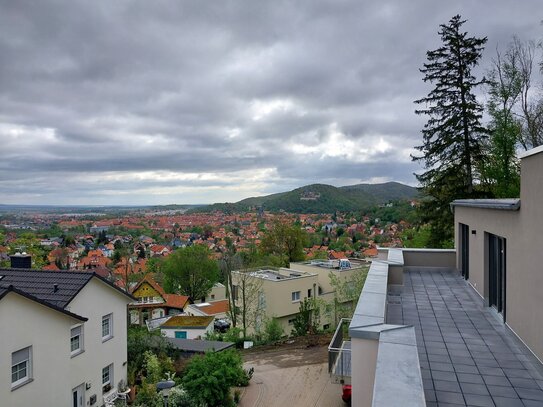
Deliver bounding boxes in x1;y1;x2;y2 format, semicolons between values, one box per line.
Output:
492;396;524;407
431;362;456;372
433;371;458;382
486;385;517;398
436;390;466;405
483;375;511;386
515;387;543;401
435;380;462;393
521;399;543;406
460;382;490;396
457;373;485;384
463;393;495;407
505;369;535;379
455;364;480;374
509;377;540;389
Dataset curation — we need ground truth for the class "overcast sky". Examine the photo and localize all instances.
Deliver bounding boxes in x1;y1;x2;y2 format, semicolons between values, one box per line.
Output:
0;1;541;205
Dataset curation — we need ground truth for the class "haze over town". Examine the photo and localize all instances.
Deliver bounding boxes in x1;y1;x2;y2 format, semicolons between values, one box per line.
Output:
1;1;541;205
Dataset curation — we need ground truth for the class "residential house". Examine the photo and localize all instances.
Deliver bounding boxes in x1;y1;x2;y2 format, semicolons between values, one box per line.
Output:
193;282;227;303
128;274;190;325
186;299;229;320
148;244;170;257
159;315;214;339
0;268;133;407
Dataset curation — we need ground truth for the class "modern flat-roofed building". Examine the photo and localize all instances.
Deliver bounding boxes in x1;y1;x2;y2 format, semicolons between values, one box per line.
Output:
329;145;543;407
231;267;319;335
231;259;369;336
452;144;543;363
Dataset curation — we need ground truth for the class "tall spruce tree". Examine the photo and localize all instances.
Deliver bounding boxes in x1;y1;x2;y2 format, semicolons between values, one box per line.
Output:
413;15;488;247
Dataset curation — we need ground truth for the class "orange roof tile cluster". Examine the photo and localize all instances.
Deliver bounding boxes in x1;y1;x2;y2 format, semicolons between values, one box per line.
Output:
192;299;229;316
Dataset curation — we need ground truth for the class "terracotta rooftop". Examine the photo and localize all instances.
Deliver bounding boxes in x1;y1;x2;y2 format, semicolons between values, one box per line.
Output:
192;299;229;315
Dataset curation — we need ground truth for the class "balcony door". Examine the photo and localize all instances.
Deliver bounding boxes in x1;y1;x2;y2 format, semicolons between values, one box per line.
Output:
488;234;506;320
72;384;84;407
460;223;469;279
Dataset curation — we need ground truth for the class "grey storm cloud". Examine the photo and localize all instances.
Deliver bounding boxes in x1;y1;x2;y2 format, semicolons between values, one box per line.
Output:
0;0;541;204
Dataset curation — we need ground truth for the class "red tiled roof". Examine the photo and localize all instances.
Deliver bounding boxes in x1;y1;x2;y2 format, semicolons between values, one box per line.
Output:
164;294;190;309
192;299;229;316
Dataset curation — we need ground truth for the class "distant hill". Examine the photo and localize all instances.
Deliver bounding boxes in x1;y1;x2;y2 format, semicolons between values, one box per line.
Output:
192;182;419;214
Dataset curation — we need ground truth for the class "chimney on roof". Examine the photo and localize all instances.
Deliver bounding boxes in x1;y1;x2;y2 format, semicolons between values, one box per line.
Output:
10;253;32;269
53;284;59;293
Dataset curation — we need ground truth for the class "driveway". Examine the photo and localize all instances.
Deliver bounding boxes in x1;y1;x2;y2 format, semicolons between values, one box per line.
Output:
239;341;346;407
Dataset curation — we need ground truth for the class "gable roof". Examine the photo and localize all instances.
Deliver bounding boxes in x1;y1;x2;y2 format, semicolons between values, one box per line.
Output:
0;285;88;322
164;293;190;309
189;299;229;316
131;274;166;297
0;268;134;309
130;274;190;309
0;268;95;308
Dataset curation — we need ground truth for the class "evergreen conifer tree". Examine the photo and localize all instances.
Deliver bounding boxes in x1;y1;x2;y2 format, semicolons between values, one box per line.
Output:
413;15;488;246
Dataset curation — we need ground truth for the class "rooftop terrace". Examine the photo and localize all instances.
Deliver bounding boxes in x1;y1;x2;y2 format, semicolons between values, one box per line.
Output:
388;268;543;407
329;249;543;407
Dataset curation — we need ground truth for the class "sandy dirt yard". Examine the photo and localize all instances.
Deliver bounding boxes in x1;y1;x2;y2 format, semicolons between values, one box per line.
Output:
238;338;346;407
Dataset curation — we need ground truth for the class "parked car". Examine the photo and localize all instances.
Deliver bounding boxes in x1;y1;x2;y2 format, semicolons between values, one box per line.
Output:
214;319;230;333
342;384;352;404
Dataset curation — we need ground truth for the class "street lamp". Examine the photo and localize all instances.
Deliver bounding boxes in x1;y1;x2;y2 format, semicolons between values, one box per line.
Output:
156;380;175;407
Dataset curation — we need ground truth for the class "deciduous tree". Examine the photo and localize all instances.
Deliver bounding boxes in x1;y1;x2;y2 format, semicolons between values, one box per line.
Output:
162;244;219;300
259;221;307;266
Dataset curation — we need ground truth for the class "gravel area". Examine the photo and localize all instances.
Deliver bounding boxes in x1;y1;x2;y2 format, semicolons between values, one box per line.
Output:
239;342;346;407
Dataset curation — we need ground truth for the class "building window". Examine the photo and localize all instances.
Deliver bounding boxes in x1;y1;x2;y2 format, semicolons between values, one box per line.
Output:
232;285;239;301
11;346;32;389
292;291;301;302
102;364;113;390
307;289;312;298
70;325;84;355
102;314;113;341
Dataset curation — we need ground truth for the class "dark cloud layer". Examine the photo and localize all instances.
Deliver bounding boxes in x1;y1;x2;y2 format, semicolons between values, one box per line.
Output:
0;1;541;204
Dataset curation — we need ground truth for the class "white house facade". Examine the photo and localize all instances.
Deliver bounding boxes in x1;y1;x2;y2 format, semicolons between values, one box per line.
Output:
0;269;133;407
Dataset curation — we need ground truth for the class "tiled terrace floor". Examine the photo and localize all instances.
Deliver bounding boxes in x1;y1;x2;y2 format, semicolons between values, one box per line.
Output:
387;268;543;407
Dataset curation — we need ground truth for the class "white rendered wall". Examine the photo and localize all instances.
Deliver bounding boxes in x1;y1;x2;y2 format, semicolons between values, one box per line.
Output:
67;278;130;405
0;292;80;407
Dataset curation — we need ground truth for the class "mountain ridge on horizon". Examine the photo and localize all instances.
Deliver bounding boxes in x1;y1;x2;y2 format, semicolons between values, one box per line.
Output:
192;181;419;214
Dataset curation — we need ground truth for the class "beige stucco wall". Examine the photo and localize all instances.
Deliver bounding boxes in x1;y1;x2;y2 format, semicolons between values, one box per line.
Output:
68;278;130;404
232;271;319;335
0;292;79;407
454;149;543;361
402;249;456;268
351;337;378;407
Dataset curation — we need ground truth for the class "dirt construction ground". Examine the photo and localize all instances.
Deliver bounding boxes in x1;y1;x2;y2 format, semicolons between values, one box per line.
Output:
238;336;346;407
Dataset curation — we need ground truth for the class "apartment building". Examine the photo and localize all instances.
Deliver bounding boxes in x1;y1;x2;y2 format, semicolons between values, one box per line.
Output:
0;269;133;407
231;259;368;335
231;267;319;335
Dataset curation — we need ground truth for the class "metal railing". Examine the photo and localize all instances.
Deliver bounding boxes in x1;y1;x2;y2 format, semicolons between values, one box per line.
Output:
328;318;352;383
